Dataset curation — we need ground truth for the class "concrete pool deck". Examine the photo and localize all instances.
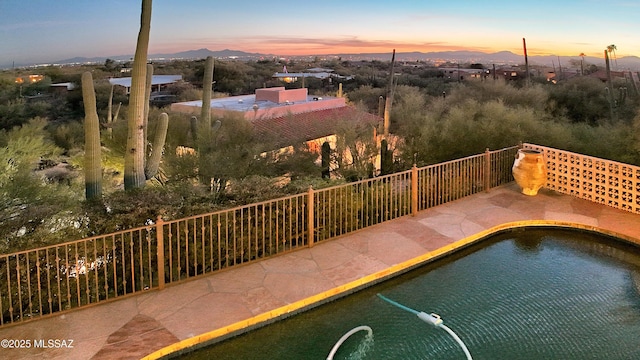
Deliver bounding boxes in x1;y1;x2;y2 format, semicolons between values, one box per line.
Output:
1;184;639;360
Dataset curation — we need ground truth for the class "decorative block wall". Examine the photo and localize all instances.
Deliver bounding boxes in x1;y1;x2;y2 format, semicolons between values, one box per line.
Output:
524;143;640;214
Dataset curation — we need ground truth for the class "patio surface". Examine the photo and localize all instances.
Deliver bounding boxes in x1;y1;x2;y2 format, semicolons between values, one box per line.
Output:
1;184;639;360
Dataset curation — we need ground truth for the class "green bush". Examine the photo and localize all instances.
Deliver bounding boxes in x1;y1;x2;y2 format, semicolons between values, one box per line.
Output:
0;118;82;253
49;119;84;152
547;76;612;124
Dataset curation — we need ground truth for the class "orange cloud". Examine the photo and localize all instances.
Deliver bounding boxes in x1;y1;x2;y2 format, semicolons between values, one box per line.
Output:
155;36;502;56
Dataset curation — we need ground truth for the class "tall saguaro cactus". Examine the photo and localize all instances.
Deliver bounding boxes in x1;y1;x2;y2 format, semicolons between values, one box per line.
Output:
201;56;214;129
81;72;102;200
196;56;221;184
605;49;616;121
124;0;152;190
383;49;396;137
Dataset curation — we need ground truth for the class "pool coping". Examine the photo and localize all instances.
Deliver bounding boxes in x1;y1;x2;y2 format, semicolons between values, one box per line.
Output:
143;219;640;359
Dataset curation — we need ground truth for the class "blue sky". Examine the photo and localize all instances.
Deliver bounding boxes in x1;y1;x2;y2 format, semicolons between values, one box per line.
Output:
1;0;638;67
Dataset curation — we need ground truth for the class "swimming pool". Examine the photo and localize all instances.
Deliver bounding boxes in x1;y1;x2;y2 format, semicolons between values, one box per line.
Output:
181;228;640;359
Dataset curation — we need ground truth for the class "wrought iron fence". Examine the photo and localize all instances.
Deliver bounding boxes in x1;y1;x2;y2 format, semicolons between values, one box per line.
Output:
415;147;519;211
0;145;520;327
0;226;157;326
312;169;413;242
160;193;308;284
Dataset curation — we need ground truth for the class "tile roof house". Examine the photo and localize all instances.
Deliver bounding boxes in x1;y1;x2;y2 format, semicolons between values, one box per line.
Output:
170;87;385;176
252;102;381;149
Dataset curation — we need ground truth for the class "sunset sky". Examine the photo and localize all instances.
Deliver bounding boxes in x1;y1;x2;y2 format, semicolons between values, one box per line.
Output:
1;0;638;67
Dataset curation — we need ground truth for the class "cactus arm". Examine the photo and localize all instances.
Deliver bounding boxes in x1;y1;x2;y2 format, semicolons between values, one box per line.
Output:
106;84;114;139
145;112;168;180
190;116;198;143
107;84;113;122
143;63;153;145
113;102;122;122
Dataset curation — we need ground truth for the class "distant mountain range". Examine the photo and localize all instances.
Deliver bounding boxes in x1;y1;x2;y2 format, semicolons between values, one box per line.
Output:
9;48;640;71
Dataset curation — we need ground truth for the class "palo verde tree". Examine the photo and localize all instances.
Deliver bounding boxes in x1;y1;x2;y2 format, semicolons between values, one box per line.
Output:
0;119;81;252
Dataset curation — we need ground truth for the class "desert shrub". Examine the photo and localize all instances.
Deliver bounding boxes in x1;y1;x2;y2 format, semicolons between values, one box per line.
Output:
165;81;201;101
567;122;639;164
49;120;85;151
547;76;612;124
165;111;196;148
225;175;288;205
396;97;573;167
0;118;82;252
391;85;429;134
0;99;27;130
83;186;186;235
346;85;385;114
444;79;549;111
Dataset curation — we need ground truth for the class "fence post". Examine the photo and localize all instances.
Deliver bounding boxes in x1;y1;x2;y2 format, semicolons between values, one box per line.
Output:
484;148;491;192
307;186;315;247
156;215;165;290
411;164;418;216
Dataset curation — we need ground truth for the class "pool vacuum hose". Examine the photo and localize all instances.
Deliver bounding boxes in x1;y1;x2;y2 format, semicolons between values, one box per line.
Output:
326;325;373;360
376;293;473;360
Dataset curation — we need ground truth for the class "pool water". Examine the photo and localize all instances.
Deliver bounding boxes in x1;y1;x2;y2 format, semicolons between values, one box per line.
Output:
182;228;640;359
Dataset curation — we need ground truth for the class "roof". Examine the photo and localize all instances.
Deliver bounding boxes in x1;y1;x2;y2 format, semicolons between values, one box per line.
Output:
108;75;182;87
50;82;76;90
307;67;335;73
171;86;380;149
171;87;347;119
273;72;333;79
588;69;627;82
252;106;382;149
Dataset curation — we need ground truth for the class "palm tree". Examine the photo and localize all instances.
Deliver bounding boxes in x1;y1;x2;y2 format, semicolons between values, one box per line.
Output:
579;53;586;75
607;44;617;70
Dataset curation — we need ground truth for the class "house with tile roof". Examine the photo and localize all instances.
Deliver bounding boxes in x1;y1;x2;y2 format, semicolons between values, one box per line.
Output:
170;87;386;177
